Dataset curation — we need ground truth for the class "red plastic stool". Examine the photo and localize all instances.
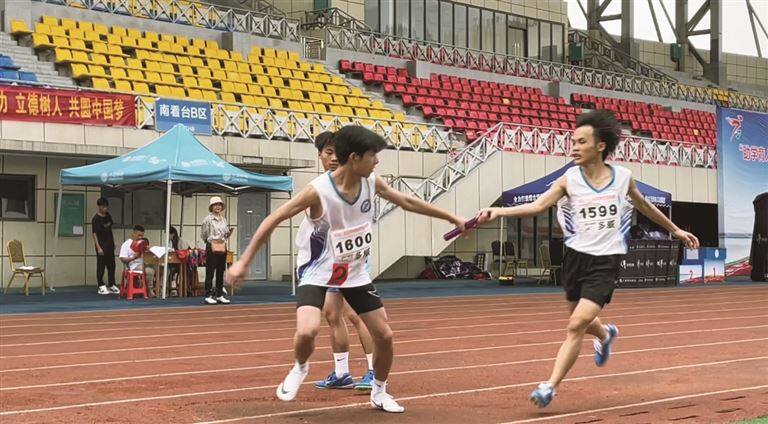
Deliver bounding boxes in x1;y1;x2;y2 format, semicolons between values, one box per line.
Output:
120;269;148;300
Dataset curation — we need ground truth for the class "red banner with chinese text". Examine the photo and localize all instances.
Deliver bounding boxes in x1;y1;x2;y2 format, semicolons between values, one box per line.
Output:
0;84;135;126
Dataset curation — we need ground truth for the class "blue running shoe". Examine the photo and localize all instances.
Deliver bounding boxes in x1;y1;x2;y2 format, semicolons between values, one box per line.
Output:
594;324;619;367
529;383;555;408
354;369;375;391
314;371;354;389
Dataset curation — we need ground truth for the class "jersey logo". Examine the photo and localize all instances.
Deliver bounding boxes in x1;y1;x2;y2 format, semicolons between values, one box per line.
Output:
360;199;371;213
328;263;349;286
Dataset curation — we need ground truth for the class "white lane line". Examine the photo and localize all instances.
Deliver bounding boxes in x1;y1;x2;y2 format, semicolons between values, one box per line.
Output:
499;384;768;423
191;356;768;423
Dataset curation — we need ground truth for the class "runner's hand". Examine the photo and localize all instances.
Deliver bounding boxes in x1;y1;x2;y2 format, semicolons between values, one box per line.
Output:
476;207;501;224
226;260;248;289
673;229;700;249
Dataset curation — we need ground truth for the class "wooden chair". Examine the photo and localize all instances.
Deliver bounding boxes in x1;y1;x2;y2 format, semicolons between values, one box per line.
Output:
5;240;46;296
538;244;560;285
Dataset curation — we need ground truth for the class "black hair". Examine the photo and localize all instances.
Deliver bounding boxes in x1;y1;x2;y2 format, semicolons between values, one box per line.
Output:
575;109;621;160
96;197;109;206
332;126;387;165
133;225;145;233
169;226;179;250
314;131;336;152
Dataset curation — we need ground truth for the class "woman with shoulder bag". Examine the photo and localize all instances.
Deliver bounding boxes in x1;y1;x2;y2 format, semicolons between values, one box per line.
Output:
201;196;232;304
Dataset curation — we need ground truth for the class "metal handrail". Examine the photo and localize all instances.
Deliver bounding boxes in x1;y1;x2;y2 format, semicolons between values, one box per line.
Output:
33;0;301;42
568;29;676;82
302;7;370;32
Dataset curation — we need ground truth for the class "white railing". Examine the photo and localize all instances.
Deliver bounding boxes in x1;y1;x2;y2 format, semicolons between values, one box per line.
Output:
33;0;301;42
323;25;768;113
373;122;717;221
135;96;456;152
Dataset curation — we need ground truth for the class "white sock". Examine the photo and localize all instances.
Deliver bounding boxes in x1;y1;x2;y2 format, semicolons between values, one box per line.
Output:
293;361;308;373
366;353;374;371
372;378;387;394
333;352;349;376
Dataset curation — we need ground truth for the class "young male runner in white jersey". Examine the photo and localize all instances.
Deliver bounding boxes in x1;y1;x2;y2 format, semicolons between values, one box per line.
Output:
476;110;699;408
227;126;468;413
304;131;377;391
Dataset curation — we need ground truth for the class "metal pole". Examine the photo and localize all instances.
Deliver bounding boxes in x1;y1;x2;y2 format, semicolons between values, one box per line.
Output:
161;179;172;299
289;191;295;296
51;184;64;292
179;195;185;240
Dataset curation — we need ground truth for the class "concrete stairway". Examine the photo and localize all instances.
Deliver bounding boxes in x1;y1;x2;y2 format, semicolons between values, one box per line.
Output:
0;32;75;87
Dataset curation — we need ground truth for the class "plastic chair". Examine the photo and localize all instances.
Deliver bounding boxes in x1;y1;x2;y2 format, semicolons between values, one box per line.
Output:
120;268;148;300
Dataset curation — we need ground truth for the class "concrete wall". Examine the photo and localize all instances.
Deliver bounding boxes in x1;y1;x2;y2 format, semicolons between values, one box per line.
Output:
636;40;768;91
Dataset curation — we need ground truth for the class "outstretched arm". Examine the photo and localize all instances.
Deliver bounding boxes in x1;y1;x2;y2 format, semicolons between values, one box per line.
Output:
375;176;467;229
476;176;568;223
627;179;699;248
227;185;320;286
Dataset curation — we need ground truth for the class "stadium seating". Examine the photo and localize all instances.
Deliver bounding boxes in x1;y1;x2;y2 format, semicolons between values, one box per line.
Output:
15;16;405;123
571;93;716;145
340;60;578;141
0;54;37;82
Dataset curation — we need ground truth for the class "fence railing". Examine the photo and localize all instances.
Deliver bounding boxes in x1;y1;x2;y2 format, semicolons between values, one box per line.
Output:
302;7;370;32
568;30;676;82
33;0;301;42
323;25;768;113
135;96;456;152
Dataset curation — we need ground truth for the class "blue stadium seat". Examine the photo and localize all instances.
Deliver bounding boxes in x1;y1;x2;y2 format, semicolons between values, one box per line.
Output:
0;55;21;70
0;69;20;80
18;71;38;82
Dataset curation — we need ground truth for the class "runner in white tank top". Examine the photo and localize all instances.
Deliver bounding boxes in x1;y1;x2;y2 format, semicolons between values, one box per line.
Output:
475;110;699;409
227;126;470;414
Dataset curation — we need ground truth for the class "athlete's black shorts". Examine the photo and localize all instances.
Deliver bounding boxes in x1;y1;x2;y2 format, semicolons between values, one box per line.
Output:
296;283;383;315
562;247;623;307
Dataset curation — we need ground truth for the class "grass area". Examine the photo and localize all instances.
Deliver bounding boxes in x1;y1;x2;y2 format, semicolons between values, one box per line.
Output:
732;417;768;424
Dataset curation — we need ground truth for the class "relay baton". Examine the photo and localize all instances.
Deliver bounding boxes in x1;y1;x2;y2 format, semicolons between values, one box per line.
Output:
443;217;479;241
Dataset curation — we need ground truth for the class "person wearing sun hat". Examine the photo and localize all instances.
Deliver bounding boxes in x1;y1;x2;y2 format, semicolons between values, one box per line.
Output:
200;196;233;304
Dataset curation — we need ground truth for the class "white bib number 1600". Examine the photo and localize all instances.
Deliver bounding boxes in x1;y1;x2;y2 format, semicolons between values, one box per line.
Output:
335;233;372;255
330;222;373;264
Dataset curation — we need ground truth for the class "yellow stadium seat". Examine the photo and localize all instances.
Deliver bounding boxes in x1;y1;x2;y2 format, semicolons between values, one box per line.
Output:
288;51;300;61
112;26;127;37
61;18;76;30
126;58;143;69
41;16;57;27
248;84;262;95
221;81;235;92
202;90;217;102
137;38;153;50
128;69;145;80
252;96;269;108
49;36;67;49
92;77;111;90
271;77;284;87
276;50;288;60
196;67;212;78
54;48;72;63
312;82;324;92
230;51;244;62
71;50;90;63
288;80;302;90
109;55;127;67
312;63;325;72
240;95;255;105
161;73;177;86
249;64;263;75
198;78;213;90
108;45;125;57
132;82;150;94
70;63;89;79
176;55;191;66
205;40;218;49
269;98;283;109
145;31;159;43
94;23;108;35
207;58;222;69
261;57;276;67
239;74;253;84
188;89;204;100
135;50;151;61
176;36;189;46
110;67;127;79
263;86;277;97
160;63;175;75
88;65;106;77
314;103;328;114
212;69;227;81
262;48;276;58
157;40;171;52
144;71;163;84
10;20;32;37
171;87;186;98
69;38;88;51
236;62;249;73
160;34;175;43
178;65;194;76
34;22;51;35
127;28;142;39
105;34;122;46
221;92;236;103
255;75;269;86
192;38;206;49
122;37;138;48
190;57;204;67
155;85;171;96
223;61;237;72
217;50;229;60
234;82;248;93
114;79;132;92
299;62;312;72
91;54;108;65
77;21;94;32
84;31;100;43
185;46;200;57
162;54;177;64
92;42;108;55
67;28;83;40
203;47;217;58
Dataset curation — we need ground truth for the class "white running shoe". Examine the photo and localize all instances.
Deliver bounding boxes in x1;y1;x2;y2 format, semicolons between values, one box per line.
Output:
371;391;405;413
276;366;308;401
216;296;230;304
97;286;110;295
203;296;217;305
108;285;120;294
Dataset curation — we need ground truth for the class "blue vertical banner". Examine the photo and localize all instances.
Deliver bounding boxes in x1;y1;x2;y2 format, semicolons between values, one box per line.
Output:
156;98;212;135
716;107;768;274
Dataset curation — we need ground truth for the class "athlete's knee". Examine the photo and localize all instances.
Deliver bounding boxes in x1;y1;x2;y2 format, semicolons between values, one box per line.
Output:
295;325;319;342
566;316;592;335
373;325;394;346
324;307;342;326
344;310;362;326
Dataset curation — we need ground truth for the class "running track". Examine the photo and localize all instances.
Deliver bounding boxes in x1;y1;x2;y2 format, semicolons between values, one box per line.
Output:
1;285;767;423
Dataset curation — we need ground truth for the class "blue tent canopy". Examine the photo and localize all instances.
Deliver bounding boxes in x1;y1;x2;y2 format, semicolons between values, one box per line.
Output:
60;124;292;193
501;162;671;207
